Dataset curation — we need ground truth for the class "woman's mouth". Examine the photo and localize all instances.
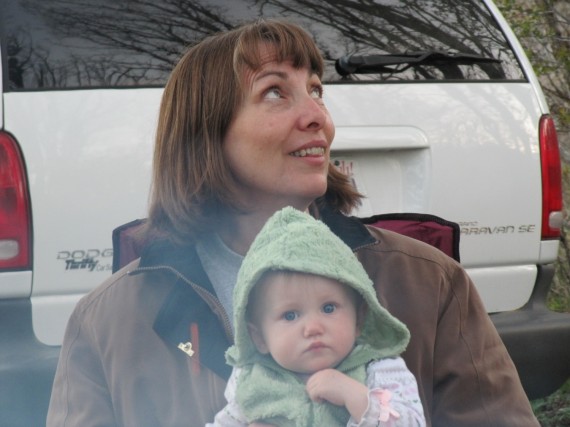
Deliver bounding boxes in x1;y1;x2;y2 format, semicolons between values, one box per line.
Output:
291;147;325;157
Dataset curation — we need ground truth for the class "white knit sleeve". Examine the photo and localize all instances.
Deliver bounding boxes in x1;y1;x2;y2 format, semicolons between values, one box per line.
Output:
347;357;426;427
205;368;248;427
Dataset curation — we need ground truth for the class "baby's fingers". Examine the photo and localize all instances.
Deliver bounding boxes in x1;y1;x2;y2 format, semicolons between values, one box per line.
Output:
306;370;346;405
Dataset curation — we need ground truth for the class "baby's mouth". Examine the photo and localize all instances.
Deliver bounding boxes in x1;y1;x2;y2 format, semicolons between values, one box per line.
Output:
307;342;326;351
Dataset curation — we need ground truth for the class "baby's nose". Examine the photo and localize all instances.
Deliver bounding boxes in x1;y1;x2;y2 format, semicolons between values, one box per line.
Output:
303;314;325;337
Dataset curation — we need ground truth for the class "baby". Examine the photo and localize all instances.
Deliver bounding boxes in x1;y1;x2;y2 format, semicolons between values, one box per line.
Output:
209;207;426;426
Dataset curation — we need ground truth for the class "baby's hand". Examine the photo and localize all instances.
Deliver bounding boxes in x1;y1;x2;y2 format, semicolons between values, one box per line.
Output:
306;369;369;421
305;369;355;406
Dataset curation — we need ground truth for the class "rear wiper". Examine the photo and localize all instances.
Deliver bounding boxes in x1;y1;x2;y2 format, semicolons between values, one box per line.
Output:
335;50;502;76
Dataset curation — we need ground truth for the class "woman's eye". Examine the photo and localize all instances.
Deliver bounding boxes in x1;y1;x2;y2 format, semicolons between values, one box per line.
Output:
310;85;323;99
283;311;298;321
323;303;336;314
264;87;281;99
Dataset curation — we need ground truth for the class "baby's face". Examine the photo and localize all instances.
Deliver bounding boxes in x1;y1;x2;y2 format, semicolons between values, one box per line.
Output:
248;272;360;375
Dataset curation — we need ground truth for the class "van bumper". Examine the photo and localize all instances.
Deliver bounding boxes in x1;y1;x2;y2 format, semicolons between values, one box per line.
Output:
491;264;570;400
0;298;59;427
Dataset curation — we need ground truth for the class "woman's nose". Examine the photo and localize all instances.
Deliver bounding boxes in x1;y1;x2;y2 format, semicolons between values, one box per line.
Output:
297;94;327;131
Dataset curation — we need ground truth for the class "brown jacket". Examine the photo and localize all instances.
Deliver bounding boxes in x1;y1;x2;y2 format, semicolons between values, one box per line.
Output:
47;212;539;427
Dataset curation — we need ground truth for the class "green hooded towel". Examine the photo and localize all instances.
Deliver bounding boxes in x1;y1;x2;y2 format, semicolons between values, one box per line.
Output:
225;207;410;427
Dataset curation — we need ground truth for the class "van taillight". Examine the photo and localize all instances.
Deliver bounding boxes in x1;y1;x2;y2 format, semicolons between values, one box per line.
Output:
0;131;31;269
539;115;563;240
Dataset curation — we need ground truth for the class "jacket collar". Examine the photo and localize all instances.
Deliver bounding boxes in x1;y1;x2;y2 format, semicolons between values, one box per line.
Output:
319;207;378;249
139;239;233;379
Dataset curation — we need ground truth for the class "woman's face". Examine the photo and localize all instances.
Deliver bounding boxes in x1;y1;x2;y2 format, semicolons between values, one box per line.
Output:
223;52;334;212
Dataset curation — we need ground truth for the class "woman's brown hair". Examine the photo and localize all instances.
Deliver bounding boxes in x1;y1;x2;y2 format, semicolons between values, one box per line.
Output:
146;19;361;243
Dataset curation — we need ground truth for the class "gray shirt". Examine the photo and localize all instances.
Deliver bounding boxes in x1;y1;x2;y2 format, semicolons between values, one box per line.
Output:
196;233;243;332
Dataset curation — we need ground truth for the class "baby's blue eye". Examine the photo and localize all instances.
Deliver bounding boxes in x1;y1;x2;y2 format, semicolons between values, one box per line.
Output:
283;311;298;321
323;303;336;314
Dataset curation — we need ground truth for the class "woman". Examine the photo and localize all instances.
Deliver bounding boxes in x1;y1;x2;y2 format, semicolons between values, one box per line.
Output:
47;19;538;427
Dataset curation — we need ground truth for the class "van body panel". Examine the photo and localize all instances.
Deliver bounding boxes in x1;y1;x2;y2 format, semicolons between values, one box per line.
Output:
4;89;160;298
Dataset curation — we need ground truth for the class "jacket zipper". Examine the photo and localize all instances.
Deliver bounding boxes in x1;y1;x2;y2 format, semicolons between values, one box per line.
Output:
352;235;380;253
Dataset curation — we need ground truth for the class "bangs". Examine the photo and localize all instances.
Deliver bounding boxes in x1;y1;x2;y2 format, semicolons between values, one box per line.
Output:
233;20;324;79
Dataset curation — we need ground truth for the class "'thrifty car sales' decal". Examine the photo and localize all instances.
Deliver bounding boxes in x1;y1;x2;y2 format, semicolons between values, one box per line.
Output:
57;249;113;272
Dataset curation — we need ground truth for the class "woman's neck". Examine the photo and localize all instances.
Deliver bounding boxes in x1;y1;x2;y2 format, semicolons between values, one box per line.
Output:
218;205;312;255
217;213;266;256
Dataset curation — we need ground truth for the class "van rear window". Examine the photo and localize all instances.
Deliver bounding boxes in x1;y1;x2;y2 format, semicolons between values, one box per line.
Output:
2;0;526;91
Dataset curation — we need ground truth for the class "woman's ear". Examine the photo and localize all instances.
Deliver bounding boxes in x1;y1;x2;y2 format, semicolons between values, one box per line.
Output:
247;322;269;354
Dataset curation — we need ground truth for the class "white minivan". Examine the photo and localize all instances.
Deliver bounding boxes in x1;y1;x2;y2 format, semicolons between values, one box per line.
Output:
1;0;569;425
